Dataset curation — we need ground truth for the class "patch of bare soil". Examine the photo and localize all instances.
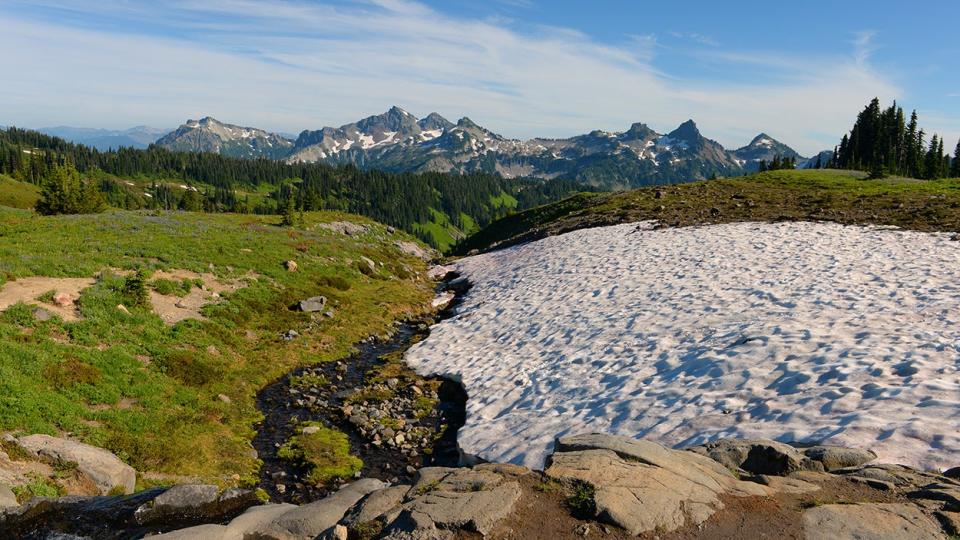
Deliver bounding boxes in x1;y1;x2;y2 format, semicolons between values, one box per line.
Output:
0;277;96;321
148;270;253;325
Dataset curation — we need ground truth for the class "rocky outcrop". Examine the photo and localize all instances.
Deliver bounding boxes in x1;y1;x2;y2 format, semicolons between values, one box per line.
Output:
546;434;769;535
687;438;876;475
15;434;136;495
133;484;260;525
802;503;945;540
251;478;386;539
0;485;16;509
297;296;327;313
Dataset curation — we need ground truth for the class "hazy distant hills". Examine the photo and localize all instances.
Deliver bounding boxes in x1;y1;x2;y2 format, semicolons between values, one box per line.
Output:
154;107;827;188
38;126;169;151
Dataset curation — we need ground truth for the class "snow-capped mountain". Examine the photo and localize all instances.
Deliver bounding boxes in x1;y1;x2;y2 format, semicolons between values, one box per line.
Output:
155;117;294;159
157;108;810;188
732;133;803;172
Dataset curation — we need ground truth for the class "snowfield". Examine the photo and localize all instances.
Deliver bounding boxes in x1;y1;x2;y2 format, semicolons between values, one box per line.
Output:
405;222;960;470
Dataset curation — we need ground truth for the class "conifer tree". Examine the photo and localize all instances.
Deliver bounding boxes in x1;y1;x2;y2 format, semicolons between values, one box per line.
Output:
952;139;960;178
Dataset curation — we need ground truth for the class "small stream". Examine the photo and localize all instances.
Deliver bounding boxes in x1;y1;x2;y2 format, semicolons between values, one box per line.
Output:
251;274;470;504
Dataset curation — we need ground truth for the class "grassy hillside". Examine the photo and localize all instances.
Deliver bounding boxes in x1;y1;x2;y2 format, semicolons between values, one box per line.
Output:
456;169;960;254
0;174;41;209
0;208;435;486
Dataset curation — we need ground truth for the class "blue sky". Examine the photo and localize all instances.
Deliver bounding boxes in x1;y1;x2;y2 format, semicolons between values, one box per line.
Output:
1;0;957;154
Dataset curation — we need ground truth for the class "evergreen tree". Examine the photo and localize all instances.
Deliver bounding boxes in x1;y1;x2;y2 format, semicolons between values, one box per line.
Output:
952;139;960;178
35;163;106;215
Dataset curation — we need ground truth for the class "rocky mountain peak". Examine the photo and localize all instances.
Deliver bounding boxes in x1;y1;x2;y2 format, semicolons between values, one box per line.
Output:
668;119;702;143
418;112;454;131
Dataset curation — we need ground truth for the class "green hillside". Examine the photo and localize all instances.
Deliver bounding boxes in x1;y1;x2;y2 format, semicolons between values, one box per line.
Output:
0;207;434;485
456;169;960;254
0;174;40;209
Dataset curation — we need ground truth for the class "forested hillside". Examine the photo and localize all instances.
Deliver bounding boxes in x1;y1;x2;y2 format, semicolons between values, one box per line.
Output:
0;127;583;250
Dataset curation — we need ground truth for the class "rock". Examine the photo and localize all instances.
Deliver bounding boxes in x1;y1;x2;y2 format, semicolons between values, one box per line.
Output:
344;485;409;526
319;221;369;237
431;292;455;310
748;474;821;494
687;438;822;475
937;510;960;535
395;468;521;536
909;484;960;512
802;445;877;471
284;260;298;272
134;485;259;525
253;478;386;539
301;426;321;435
331;524;348;540
150;523;227;539
360;256;377;274
395;241;434;261
53;292;74;308
802;503;944;540
31;307;52;322
297;296;327;313
0;484;17;509
16;434;136;495
221;503;296;539
217;394;232;404
116;304;130;315
944;467;960;480
283;329;299;341
548;434;769;535
574;523;591;537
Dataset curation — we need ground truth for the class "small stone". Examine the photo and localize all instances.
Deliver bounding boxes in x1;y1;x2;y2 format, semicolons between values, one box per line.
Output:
116;304;130;315
32;307;53;322
217;394;231;404
284;260;298;272
302;425;321;435
53;292;74;308
406;465;417;475
323;310;334;318
575;523;591;536
386;378;399;389
332;524;348;540
283;329;299;341
275;484;286;494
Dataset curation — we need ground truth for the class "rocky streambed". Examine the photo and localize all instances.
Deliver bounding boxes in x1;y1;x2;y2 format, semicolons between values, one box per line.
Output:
252;273;470;504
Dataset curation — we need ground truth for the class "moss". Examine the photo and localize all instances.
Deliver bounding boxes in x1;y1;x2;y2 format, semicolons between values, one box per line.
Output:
277;423;362;484
13;473;65;502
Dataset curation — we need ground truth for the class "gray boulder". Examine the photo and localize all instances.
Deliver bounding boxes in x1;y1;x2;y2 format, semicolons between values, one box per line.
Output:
297;296;327;313
134;484;259;525
547;434;769;535
802;503;945;540
16;434;136;495
802;445;877;471
344;485;409;526
686;438;822;475
251;478;386;539
394;468;521;536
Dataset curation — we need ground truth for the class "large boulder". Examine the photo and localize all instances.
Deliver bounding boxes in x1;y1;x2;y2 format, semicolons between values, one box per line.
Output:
802;503;945;540
249;478;386;539
134;485;259;525
686;438;822;475
343;485;409;526
547;434;769;535
801;445;877;471
16;434;136;495
389;468;522;536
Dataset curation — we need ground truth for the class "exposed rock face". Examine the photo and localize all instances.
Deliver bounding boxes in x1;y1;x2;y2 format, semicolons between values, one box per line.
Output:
801;445;877;471
0;485;16;509
802;503;945;540
16;434;136;495
546;434;769;535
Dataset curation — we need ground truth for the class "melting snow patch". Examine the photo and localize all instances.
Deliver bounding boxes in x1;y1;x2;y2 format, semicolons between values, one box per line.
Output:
405;222;960;469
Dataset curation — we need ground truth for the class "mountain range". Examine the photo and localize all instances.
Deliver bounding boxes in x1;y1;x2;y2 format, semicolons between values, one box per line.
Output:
62;108;829;189
38;126;169;151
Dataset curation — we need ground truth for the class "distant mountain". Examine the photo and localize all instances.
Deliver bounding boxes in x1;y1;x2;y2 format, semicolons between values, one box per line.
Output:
38;126;167;150
155;117;294;159
732;133;804;172
799;150;834;169
157;108;809;189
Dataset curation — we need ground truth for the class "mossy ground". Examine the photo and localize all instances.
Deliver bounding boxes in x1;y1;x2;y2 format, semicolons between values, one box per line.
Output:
0;207;434;486
277;422;363;484
458;169;960;254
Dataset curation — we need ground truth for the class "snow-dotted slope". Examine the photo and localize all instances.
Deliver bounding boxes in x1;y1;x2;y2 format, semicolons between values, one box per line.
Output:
405;222;960;470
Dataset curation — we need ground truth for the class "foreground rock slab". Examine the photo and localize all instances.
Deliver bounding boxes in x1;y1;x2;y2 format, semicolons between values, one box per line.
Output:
546;433;770;535
16;434;136;495
802;503;946;540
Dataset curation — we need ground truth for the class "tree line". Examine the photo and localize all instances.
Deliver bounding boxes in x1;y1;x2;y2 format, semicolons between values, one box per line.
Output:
831;98;959;179
0;127;583;247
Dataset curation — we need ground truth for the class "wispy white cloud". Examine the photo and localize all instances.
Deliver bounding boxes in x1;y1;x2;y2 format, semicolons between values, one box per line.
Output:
0;1;901;154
